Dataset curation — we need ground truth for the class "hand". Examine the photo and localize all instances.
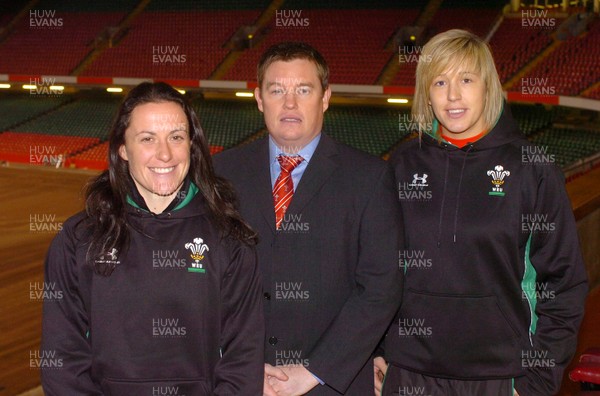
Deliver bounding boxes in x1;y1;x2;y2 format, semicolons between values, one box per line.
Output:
514;390;520;396
269;365;319;396
374;356;388;396
264;363;288;396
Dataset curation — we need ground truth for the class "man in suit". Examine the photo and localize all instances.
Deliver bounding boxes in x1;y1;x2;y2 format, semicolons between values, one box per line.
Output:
214;41;403;396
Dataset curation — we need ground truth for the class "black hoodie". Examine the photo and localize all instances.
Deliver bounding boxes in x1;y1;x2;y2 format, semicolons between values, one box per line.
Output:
41;182;265;395
385;107;587;395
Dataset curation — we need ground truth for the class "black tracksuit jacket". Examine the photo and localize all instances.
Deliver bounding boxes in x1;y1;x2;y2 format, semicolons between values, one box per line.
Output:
384;108;588;395
41;183;264;395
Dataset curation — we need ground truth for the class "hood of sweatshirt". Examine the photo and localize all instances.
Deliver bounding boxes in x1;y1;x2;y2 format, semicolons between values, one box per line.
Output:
419;104;525;245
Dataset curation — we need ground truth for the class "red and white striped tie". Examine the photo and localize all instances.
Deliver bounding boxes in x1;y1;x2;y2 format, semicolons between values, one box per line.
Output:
273;155;304;229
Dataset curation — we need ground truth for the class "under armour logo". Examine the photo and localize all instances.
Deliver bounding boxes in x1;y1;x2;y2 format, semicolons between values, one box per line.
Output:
410;173;428;187
106;248;118;260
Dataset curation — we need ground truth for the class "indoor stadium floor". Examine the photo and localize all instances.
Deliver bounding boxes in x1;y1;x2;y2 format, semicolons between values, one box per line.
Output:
1;164;598;396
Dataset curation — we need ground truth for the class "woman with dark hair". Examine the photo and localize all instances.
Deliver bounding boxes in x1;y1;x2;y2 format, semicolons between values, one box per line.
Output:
41;82;264;395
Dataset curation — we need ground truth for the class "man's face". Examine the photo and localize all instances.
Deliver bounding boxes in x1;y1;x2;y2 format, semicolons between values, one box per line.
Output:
255;58;331;153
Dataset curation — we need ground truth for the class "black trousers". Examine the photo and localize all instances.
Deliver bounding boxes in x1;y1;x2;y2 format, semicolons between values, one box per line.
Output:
382;364;514;396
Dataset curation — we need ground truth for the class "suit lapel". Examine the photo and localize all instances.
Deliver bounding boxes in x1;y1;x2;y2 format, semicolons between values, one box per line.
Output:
288;134;339;215
244;138;277;235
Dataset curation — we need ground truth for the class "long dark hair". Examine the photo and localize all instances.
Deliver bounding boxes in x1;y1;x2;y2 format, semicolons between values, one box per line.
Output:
85;82;257;276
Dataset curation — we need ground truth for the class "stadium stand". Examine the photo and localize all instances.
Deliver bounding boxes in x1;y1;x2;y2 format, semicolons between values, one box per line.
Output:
12;96;120;139
191;98;264;149
145;0;270;10
489;17;557;83
0;12;126;75
0;92;72;131
509;103;556;136
512;19;600;96
390;7;498;86
584;86;600;100
531;127;600;168
34;0;139;12
223;9;419;84
0;131;98;164
428;8;498;38
81;10;261;80
324;106;411;156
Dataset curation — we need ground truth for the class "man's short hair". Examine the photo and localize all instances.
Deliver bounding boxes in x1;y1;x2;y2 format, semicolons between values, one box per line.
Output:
257;41;329;92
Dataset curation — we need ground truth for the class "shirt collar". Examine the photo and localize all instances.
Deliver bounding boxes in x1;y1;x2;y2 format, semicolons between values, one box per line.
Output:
269;133;321;164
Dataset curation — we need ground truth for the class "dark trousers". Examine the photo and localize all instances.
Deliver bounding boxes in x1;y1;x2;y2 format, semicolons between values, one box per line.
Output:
382;364;514;396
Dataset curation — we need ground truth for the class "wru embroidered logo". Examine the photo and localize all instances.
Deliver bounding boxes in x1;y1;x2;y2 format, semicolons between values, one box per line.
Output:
185;237;209;273
487;165;510;197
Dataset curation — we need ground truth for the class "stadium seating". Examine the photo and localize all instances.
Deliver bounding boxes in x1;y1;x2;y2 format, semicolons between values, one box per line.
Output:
82;10;261;80
12;96;120;139
223;9;419;84
0;93;72;132
34;0;139;11
325;106;411;156
509;103;556;136
0;12;126;75
583;86;600;100
428;8;498;38
489;17;556;83
0;131;99;165
390;8;498;86
530;127;600;168
146;0;270;10
191;98;264;149
512;20;600;96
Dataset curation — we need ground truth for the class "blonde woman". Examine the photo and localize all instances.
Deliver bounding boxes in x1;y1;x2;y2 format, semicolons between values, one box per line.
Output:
376;29;587;396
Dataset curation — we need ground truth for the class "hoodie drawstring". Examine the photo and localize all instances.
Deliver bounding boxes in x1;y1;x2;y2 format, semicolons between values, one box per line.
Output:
452;145;474;243
437;144;473;246
437;154;450;248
